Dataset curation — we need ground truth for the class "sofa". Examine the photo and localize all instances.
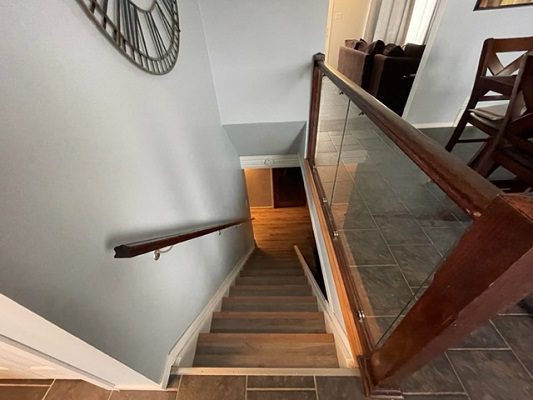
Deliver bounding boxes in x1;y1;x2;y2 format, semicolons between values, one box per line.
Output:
338;39;425;115
338;39;384;90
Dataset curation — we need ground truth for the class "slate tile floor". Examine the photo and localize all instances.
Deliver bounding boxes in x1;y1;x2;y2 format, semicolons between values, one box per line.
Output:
0;376;372;400
315;79;473;337
312;77;533;399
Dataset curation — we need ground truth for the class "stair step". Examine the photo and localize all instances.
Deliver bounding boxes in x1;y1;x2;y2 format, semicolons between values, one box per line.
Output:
250;255;295;260
240;268;304;277
251;252;295;257
211;312;326;333
253;250;294;254
248;260;297;266
230;285;312;297
194;333;338;368
222;297;319;312
245;262;301;269
235;276;307;286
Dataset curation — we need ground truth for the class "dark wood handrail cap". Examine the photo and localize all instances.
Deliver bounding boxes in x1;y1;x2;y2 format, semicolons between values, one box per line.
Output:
114;217;253;259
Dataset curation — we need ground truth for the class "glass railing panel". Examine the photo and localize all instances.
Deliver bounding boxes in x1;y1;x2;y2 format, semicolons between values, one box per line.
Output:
329;111;474;348
314;75;351;203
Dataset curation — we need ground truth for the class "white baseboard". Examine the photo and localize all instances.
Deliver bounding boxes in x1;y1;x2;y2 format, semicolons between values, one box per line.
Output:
293;246;356;369
412;122;455;129
157;246;255;388
0;295;155;390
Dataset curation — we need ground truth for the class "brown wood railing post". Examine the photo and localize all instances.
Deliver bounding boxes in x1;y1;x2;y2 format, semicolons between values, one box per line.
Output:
306;53;325;160
364;194;533;390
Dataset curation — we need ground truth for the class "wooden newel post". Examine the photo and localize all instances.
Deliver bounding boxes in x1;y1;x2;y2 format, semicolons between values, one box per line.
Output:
364;194;533;390
306;53;325;160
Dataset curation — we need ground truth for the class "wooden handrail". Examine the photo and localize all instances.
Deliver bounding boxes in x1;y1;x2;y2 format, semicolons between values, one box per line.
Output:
114;217;253;258
306;53;533;397
313;53;501;218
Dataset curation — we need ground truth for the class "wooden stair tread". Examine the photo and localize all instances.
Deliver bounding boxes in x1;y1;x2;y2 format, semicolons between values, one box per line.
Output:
222;296;317;303
239;268;304;276
222;296;318;312
212;311;324;319
197;332;335;344
193;354;338;368
246;260;300;264
235;276;307;285
244;265;302;270
230;285;312;296
211;312;326;333
194;333;338;368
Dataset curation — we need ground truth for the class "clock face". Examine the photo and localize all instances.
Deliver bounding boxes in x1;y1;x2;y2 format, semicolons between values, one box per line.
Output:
76;0;180;75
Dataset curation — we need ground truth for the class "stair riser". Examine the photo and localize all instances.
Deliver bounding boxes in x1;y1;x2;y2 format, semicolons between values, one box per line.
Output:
239;269;304;277
244;264;302;270
230;286;312;296
193;355;338;368
243;268;302;273
211;319;325;333
221;303;319;312
221;297;319;312
235;277;307;286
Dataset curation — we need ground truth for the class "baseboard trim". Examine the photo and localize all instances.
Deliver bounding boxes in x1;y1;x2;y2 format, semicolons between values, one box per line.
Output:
293;246;356;369
412;122;454;129
240;154;300;169
157;245;255;388
172;367;360;377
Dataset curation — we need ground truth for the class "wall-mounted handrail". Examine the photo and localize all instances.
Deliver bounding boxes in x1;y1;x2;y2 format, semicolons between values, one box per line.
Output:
311;53;501;218
114;217;253;258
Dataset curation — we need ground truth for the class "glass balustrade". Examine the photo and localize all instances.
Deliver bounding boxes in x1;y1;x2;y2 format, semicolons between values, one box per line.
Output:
314;76;351;204
313;88;473;348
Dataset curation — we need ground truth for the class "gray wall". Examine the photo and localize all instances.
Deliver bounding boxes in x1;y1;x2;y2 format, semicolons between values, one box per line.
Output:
224;122;306;156
199;0;329;124
0;0;253;383
404;0;533;125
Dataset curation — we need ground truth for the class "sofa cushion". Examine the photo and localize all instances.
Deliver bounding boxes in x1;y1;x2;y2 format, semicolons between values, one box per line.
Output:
383;44;405;57
359;40;385;55
344;39;358;48
403;43;425;59
354;38;366;49
344;38;367;49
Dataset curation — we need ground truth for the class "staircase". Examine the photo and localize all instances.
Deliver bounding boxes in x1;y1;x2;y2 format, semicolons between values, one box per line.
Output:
193;249;339;368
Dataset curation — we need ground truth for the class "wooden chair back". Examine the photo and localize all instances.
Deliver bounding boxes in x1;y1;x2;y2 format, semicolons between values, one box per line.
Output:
479;36;533;78
505;54;533;153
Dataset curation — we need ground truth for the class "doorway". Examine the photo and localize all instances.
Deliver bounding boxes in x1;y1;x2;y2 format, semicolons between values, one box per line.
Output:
243;167;327;298
243;167;307;209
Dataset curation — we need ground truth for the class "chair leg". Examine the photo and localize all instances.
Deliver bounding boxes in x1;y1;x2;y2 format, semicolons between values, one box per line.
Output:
469;141;501;177
445;89;483;152
445;112;469;151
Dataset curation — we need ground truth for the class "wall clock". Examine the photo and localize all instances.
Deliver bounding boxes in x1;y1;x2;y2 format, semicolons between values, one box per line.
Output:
76;0;180;75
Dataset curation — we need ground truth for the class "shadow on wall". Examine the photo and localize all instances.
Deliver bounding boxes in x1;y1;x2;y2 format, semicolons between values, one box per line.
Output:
224;121;307;156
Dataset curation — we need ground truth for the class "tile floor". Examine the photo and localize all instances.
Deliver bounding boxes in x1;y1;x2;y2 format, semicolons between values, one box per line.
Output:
312;77;533;399
0;375;371;400
315;79;472;343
